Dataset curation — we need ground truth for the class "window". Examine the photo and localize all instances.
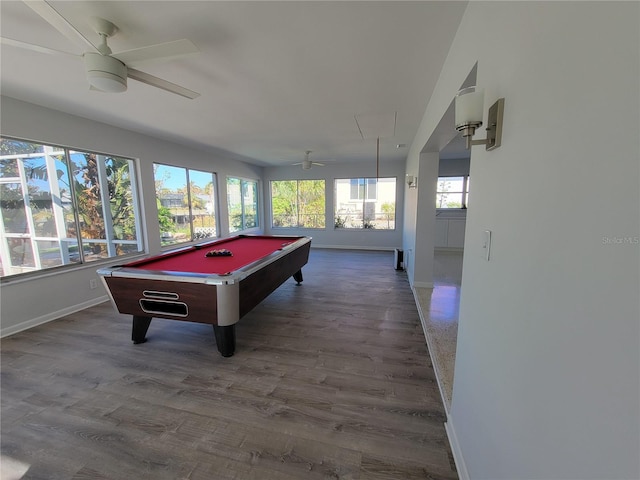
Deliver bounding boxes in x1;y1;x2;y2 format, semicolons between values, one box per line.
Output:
334;177;396;230
227;177;258;233
0;137;143;277
154;164;218;247
436;176;470;208
350;178;377;201
271;180;325;228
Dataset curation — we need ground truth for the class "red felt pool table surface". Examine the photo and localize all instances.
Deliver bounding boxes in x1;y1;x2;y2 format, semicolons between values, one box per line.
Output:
124;235;300;275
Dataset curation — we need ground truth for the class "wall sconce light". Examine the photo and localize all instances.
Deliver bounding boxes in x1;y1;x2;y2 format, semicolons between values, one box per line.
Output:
455;86;505;150
406;174;417;189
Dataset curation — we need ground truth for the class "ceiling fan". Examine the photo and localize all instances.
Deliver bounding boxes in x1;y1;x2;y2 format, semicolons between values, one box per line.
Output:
293;150;325;170
0;0;200;99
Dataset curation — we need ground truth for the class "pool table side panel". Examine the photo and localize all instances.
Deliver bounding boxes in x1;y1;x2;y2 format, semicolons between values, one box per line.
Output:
103;277;220;325
239;240;310;318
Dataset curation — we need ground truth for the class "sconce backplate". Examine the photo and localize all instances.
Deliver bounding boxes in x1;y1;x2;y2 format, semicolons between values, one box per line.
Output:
486;98;505;151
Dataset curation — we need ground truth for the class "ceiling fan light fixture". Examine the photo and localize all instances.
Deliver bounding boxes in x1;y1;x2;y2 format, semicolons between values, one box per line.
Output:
88;70;127;92
84;52;127;93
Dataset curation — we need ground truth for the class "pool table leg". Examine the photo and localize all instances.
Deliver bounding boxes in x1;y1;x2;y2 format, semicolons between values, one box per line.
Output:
213;325;236;357
132;315;152;344
293;269;303;285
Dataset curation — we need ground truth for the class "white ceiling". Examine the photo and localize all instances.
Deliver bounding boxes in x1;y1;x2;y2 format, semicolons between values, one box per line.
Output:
0;1;468;167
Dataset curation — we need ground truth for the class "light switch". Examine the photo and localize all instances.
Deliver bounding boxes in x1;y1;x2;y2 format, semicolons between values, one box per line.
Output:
483;230;492;261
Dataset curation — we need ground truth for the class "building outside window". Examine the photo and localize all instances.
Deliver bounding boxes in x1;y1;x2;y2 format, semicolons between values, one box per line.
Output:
227;177;258;233
436;176;469;208
154;164;218;247
0;137;143;277
350;177;377;201
271;179;325;229
334;177;396;229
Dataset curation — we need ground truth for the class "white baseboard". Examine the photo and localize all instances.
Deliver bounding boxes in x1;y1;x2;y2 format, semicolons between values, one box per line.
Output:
0;296;109;338
445;419;470;480
310;244;396;251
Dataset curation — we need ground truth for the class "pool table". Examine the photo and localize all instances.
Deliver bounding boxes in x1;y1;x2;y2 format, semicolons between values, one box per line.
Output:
98;235;311;357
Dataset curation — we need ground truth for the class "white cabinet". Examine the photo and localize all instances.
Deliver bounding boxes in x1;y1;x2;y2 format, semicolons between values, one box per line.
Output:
448;219;466;248
435;219;449;247
435;215;466;249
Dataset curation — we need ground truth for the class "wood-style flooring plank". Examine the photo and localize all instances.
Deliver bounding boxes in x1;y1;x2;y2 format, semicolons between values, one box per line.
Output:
1;248;457;479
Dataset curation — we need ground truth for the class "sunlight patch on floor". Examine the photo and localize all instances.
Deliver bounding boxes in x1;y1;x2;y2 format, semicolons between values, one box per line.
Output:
0;455;30;479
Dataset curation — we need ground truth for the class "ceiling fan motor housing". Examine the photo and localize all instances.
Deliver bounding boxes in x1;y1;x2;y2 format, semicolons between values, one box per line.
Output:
84;52;127;92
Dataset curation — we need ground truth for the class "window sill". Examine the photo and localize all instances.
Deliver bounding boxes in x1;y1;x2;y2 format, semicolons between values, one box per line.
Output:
0;252;148;286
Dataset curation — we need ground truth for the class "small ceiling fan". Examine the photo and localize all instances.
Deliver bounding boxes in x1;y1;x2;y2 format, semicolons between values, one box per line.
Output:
293;150;325;170
0;0;200;99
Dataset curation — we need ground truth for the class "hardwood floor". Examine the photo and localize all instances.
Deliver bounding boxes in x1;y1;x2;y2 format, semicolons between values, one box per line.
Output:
1;249;457;480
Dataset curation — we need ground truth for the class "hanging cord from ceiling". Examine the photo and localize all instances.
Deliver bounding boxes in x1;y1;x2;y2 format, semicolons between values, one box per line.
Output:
376;136;380;179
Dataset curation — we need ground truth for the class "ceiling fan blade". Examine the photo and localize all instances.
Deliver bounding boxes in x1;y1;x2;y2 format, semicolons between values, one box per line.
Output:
112;39;199;68
0;36;79;57
127;68;200;99
313;162;325;167
23;0;98;52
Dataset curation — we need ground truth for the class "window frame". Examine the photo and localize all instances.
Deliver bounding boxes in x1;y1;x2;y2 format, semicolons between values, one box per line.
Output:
227;176;259;233
270;179;326;229
153;163;219;248
436;175;470;209
334;177;397;230
0;136;144;279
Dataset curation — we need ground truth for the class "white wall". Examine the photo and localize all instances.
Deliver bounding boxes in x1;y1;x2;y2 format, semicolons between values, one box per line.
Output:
263;161;405;250
0;96;263;336
406;2;639;479
402;150;420;284
412;152;439;287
